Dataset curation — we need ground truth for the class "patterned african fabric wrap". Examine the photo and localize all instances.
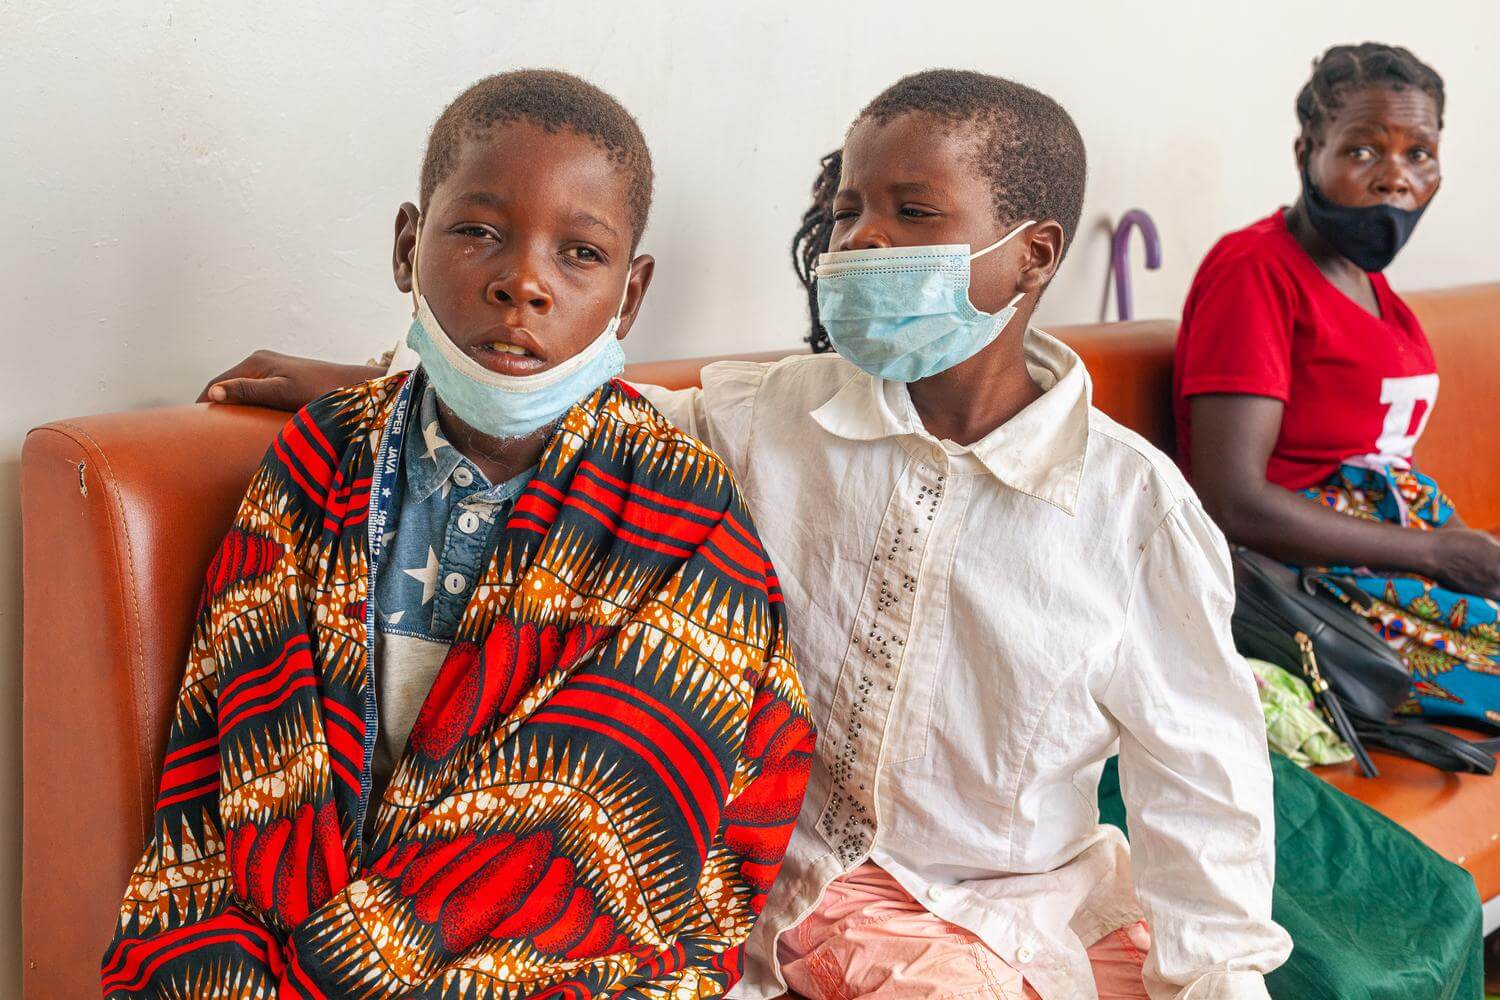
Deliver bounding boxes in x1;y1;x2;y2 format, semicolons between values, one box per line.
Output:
100;371;813;999
1299;461;1500;728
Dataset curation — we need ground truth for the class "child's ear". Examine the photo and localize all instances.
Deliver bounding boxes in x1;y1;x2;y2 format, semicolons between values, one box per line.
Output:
1293;134;1311;173
615;254;656;340
392;202;420;293
1016;220;1066;295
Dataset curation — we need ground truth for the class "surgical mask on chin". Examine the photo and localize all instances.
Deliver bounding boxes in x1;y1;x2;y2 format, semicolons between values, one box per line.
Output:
814;220;1035;383
1299;163;1431;273
404;230;628;439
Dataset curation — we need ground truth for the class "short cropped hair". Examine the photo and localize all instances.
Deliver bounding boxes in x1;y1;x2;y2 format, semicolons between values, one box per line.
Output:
857;69;1087;249
419;69;654;248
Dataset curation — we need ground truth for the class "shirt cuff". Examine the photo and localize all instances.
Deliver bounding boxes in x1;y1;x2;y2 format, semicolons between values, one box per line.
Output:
1176;970;1271;1000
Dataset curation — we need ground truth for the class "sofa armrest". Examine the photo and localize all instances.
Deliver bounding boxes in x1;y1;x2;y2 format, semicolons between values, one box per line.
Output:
21;403;285;1000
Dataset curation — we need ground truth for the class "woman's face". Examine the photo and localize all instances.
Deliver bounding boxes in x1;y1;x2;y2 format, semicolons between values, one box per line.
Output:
1298;85;1441;212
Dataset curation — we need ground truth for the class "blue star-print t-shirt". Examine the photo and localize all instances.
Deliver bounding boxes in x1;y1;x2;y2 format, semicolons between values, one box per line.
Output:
370;382;534;797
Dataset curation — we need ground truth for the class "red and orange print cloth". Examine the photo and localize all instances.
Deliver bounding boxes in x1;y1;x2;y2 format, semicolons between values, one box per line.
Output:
102;372;813;998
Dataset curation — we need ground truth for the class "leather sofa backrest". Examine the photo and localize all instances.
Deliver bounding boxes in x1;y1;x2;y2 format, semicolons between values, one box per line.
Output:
21;282;1498;998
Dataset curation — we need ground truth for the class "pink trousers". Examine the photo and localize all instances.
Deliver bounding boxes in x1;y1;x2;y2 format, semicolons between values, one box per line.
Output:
777;862;1151;1000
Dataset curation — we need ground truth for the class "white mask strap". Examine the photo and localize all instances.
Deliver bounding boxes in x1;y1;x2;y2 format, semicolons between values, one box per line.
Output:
611;275;632;322
969;219;1037;261
410;224;425;314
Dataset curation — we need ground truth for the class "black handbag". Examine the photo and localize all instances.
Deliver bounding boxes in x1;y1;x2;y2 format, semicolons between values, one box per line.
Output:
1230;545;1500;777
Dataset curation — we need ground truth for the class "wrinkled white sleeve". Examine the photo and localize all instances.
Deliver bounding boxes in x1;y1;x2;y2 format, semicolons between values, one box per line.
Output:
630;361;769;482
1100;500;1292;1000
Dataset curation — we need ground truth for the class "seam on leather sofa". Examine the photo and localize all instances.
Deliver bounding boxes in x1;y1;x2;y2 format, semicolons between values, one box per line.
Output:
28;423;155;844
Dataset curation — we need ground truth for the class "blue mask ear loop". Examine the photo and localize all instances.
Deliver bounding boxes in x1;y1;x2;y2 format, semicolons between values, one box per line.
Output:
968;219;1036;314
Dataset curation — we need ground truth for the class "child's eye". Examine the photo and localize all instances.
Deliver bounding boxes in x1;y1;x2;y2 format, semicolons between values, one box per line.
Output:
454;225;498;240
832;209;858;221
1348;146;1376;162
564;246;604;264
900;206;936;218
1409;148;1433;163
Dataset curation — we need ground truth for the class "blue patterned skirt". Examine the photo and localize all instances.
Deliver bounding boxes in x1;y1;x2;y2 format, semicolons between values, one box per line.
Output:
1300;463;1500;727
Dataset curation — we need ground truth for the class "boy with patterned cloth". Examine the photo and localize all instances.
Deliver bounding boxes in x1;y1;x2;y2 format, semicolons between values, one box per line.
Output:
102;70;812;998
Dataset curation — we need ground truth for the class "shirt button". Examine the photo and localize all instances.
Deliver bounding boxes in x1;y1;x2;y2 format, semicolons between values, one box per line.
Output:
926;887;944;902
443;572;467;595
457;511;481;535
1016;946;1034;964
452;466;474;487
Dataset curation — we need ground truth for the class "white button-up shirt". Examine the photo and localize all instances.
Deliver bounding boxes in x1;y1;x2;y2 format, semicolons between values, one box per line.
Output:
636;330;1290;1000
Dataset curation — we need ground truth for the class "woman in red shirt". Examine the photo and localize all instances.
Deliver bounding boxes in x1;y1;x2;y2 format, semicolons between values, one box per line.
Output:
1176;43;1500;726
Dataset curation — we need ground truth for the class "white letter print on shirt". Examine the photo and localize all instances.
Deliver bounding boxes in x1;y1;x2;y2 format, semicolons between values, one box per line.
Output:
1374;373;1439;461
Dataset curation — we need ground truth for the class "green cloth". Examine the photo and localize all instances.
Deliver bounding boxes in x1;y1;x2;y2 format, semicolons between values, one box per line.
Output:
1098;753;1483;999
1247;657;1354;767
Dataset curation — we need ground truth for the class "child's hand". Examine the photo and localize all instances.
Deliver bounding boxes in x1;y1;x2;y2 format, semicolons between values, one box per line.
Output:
198;351;384;411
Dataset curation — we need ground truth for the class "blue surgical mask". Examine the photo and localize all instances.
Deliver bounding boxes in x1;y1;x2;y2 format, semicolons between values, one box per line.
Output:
814;220;1035;382
404;230;627;439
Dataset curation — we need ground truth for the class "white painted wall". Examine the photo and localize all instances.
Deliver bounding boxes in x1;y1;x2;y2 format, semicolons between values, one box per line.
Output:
2;0;1497;993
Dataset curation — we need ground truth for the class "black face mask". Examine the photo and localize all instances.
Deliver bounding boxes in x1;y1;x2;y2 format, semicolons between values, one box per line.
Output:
1299;163;1431;273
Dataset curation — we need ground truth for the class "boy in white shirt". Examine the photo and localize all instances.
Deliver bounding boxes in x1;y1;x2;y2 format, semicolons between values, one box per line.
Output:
641;71;1286;1000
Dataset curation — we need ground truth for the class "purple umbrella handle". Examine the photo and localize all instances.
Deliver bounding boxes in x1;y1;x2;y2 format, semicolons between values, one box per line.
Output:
1111;209;1162;321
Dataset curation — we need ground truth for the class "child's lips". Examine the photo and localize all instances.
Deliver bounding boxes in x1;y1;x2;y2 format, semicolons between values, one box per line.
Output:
469;340;547;376
463;327;548;376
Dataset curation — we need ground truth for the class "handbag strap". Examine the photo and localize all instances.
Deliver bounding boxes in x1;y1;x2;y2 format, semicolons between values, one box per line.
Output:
1354;719;1497;775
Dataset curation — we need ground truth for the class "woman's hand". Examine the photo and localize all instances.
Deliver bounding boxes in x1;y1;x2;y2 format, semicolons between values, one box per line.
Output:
1429;528;1500;600
198;351;386;412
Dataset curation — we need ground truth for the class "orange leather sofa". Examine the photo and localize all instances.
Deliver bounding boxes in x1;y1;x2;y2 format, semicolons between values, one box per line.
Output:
21;281;1500;999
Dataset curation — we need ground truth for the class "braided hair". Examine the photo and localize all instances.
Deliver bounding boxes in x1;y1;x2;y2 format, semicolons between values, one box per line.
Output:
1295;43;1445;143
789;70;1086;352
791;149;843;353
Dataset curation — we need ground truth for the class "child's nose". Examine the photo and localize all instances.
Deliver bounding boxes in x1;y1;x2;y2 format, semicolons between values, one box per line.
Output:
488;266;553;313
838;220;893;252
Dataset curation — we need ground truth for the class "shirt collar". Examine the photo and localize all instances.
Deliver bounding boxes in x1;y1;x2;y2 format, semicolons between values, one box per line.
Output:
404;383;491;504
809;328;1090;515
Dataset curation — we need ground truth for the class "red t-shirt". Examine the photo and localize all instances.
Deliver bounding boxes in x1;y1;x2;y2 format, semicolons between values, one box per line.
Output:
1173;210;1438;490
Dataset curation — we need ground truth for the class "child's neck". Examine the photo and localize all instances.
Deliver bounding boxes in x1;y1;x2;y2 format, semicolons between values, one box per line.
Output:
435;402;548;487
906;328;1042;447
